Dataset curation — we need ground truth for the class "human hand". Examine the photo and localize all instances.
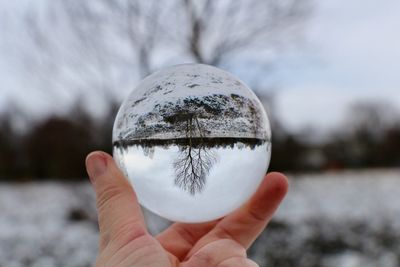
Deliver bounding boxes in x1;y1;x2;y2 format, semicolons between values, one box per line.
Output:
86;151;288;267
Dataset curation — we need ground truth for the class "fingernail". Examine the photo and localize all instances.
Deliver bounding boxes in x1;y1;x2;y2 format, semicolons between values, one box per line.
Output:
86;152;107;182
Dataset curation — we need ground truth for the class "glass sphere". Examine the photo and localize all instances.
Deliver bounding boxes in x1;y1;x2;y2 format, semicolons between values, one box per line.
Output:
113;64;271;223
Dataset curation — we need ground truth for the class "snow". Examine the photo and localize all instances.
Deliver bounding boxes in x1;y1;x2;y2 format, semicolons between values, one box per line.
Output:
278;169;400;225
1;169;399;266
113;64;271;141
0;183;98;267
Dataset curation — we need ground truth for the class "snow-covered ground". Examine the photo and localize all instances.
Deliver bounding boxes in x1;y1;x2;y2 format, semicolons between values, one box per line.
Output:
252;169;400;267
0;169;399;267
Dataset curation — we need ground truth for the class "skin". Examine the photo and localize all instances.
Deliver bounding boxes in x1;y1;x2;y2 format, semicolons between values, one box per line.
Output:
86;151;288;267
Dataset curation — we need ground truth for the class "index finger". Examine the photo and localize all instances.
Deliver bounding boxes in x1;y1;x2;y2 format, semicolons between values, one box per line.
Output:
186;172;288;258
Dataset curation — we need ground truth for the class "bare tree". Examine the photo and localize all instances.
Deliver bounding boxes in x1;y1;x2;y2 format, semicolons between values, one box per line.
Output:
22;0;311;104
173;114;217;195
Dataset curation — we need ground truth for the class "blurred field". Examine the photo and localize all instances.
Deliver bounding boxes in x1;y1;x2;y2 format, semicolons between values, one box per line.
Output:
1;169;399;267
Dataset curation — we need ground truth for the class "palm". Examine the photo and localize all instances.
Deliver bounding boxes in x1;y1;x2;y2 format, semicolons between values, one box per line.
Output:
98;215;275;267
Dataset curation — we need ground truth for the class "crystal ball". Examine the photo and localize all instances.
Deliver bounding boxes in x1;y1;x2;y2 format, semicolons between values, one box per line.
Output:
113;64;271;223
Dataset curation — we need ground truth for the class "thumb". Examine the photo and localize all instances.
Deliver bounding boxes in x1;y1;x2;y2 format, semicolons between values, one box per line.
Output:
86;151;147;251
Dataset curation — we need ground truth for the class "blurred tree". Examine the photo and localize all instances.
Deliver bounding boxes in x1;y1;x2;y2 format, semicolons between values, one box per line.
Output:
379;127;400;166
269;134;306;172
0;116;18;179
22;0;311;101
24;102;96;179
345;101;398;140
323;101;400;169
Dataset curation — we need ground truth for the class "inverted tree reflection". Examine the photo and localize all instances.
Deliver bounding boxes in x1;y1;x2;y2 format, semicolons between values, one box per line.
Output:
173;115;217;195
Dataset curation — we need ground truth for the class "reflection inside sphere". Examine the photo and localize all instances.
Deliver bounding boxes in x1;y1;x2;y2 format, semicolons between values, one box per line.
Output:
113;63;271;222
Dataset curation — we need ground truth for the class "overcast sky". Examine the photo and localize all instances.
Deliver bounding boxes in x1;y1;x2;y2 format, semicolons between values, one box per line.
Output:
273;0;400;133
0;0;399;134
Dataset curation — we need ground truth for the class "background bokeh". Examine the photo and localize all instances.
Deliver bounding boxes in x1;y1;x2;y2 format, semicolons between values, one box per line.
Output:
0;0;399;266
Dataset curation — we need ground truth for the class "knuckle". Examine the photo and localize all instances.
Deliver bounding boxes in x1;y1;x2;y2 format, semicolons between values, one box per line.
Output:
110;220;147;247
96;184;125;211
247;207;267;223
215;225;237;243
